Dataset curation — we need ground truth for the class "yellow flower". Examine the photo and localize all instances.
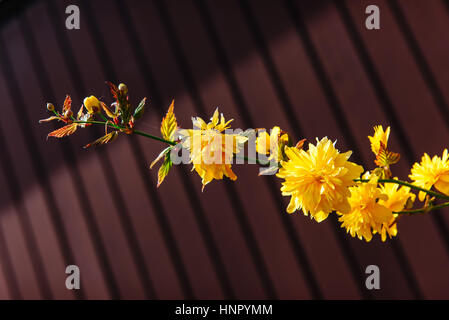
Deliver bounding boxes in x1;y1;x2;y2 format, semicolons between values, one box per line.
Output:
179;108;247;190
368;125;390;155
409;149;449;201
379;180;415;212
255;126;289;162
276;137;363;222
338;176;393;242
256;131;271;155
377;180;416;241
83;95;101;114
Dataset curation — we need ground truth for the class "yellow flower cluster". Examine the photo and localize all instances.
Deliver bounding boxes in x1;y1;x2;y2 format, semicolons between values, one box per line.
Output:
409;149;449;201
40;84;449;243
271;129;416;242
277;138;363;222
255;126;290;163
271;124;445;242
179;108;247;191
337;173;414;241
175;111;433;242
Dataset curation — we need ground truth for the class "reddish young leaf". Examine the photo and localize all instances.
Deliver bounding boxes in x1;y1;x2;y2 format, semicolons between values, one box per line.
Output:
83;131;119;149
39;116;59;123
62;95;72;114
47;123;78;139
101;101;116;119
295;139;306;150
106;81;119;99
375;142;401;167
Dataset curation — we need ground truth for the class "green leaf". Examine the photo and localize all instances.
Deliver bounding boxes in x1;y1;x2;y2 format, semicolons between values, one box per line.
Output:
161;100;177;141
133;97;147;120
157;155;172;187
150;146;172;169
240;128;256;138
258;165;279;176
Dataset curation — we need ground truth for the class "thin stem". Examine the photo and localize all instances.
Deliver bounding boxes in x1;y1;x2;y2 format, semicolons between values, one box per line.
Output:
396;201;449;215
73;119;175;145
355;178;449;200
73;120;113;126
69;118;449;203
235;154;266;166
77;118;270;164
134;129;176;145
99;113;109;123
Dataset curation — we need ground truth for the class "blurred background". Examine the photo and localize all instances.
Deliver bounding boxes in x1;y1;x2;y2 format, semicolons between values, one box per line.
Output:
0;0;449;299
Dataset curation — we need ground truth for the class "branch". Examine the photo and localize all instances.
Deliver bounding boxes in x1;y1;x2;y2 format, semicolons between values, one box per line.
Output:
355;178;449;200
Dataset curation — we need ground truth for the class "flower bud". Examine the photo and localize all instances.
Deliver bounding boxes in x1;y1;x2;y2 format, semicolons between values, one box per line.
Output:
118;83;128;94
83;95;101;114
47;103;55;112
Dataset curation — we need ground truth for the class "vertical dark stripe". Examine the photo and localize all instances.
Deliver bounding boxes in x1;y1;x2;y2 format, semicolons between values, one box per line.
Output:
334;1;423;299
388;0;449;259
283;0;363;164
45;0;156;300
238;0;303;141
443;0;449;21
283;0;373;299
334;2;415;162
0;217;21;299
194;0;322;299
389;0;449;129
0;33;86;299
0;125;53;299
153;0;277;299
18;18;119;300
80;0;196;299
112;0;236;299
239;0;370;298
0;0;36;27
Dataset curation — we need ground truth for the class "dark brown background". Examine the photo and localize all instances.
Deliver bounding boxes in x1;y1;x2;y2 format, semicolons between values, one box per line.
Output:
0;0;448;299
